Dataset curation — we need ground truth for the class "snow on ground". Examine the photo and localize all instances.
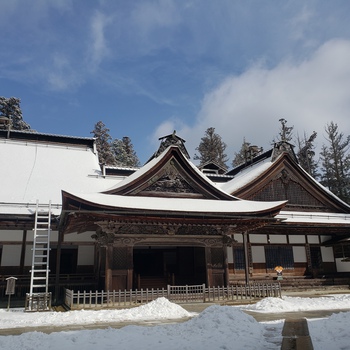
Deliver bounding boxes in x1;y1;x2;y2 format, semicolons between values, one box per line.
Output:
239;294;350;313
0;295;349;350
0;297;193;330
308;312;350;350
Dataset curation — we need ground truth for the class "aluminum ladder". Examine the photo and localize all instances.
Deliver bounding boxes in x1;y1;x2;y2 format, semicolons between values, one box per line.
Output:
29;201;52;296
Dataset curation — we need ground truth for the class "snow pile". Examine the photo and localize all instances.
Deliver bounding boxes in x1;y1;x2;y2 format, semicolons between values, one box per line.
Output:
0;297;193;330
240;294;350;313
0;305;273;350
1;295;350;350
308;312;350;350
120;296;193;319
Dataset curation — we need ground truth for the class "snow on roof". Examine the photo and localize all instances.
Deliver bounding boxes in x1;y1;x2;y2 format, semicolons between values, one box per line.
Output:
221;151;350;212
0;139;117;215
296;160;350;210
104;145;240;199
277;211;350;224
103;145;170;192
219;157;273;194
3;129;95;142
65;191;286;215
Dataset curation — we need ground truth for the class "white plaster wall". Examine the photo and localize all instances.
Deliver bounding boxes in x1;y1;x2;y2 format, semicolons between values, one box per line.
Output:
50;231;58;241
307;235;319;244
64;231;95;243
252;246;265;263
25;230;58;242
269;235;287;244
321;246;335;262
0;230;24;242
289;235;306;244
77;246;95;265
24;245;33;266
1;245;21;266
233;234;243;243
293;246;307;262
226;246;233;263
249;234;267;244
320;235;332;243
335;259;350;272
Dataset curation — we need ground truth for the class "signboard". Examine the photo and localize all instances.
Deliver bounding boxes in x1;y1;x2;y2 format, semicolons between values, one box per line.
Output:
5;277;17;295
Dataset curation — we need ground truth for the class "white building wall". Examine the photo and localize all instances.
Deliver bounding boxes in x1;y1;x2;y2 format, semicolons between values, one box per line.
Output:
320;235;332;243
0;230;23;242
335;259;350;272
289;235;306;244
226;246;233;263
321;247;334;262
233;234;243;243
24;245;33;266
249;234;267;244
251;246;265;263
78;246;95;265
307;235;319;244
293;246;307;262
1;245;21;266
269;235;287;244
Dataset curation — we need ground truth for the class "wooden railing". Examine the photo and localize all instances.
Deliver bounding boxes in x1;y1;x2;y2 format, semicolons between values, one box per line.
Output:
64;282;281;310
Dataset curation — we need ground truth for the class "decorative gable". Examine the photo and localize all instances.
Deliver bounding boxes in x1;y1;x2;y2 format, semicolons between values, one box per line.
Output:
251;168;325;210
229;152;350;213
141;161;199;196
104;145;235;200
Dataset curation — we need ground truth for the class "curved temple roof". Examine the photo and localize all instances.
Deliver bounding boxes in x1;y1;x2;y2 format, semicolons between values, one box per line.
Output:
62;190;287;218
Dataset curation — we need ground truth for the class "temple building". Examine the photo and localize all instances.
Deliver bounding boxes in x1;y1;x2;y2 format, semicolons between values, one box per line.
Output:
0;129;349;302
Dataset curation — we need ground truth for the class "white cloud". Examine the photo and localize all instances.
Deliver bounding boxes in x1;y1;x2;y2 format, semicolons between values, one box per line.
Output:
131;0;180;33
88;10;112;69
158;39;350;162
47;52;83;91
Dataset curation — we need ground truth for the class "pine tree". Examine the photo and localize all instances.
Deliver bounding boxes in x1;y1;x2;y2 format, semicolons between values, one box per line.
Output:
194;127;228;169
0;96;31;130
91;121;116;166
232;138;263;168
112;136;140;167
320;122;350;203
274;118;294;143
296;131;319;178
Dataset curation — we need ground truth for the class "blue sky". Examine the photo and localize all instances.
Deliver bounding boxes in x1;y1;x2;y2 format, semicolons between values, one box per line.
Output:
1;0;350;165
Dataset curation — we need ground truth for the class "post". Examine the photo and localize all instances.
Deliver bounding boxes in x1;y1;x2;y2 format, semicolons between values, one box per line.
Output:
55;228;64;304
6;277;17;310
243;232;250;284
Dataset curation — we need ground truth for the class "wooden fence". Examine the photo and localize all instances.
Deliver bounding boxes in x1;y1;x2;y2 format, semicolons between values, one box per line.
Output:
64;282;281;310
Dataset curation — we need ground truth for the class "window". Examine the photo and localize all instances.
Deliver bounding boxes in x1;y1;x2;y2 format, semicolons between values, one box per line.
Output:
233;247;245;270
265;246;294;270
310;246;322;268
333;244;350;259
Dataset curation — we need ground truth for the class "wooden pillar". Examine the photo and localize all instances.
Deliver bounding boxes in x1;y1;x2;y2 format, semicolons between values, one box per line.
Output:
105;245;113;291
54;229;64;303
19;230;27;275
243;232;250;284
205;247;212;287
305;243;312;276
223;246;229;287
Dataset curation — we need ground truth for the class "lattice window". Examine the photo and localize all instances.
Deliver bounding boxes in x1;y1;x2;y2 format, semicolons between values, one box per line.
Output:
211;248;223;268
310;246;322;268
112;248;128;269
233;247;245;270
333;244;350;259
265;246;294;270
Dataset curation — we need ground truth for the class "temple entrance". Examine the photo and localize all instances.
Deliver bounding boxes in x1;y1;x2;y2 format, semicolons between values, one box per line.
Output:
133;246;206;289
